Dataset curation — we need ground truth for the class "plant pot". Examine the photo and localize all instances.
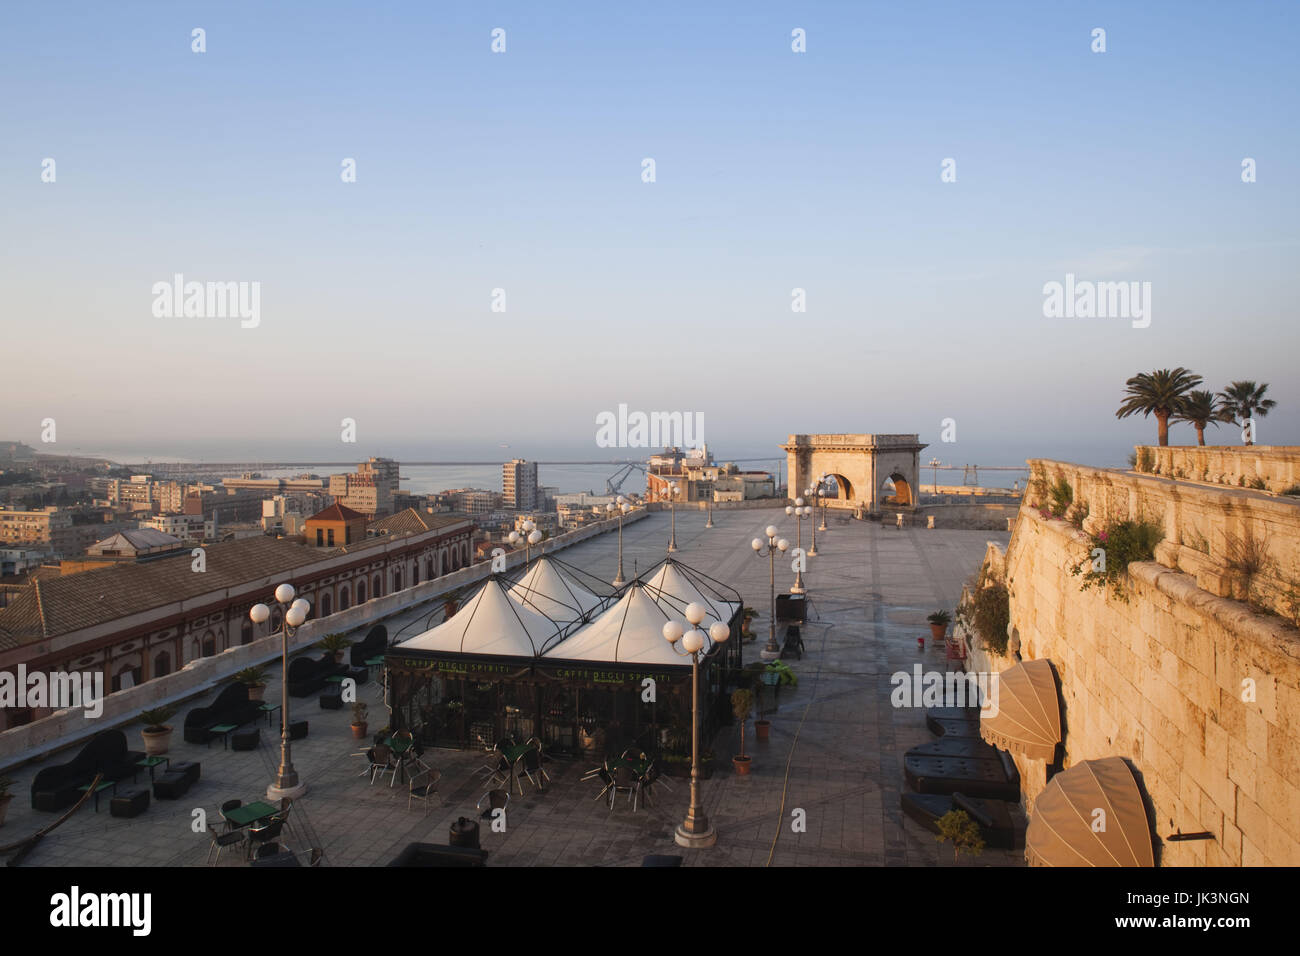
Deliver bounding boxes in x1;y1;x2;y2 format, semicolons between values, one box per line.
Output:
732;755;752;775
333;651;345;664
141;726;173;756
929;623;947;640
246;683;267;702
351;722;368;740
754;719;771;741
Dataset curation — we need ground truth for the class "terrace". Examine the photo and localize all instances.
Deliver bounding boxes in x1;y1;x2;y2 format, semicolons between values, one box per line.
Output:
1;508;1016;867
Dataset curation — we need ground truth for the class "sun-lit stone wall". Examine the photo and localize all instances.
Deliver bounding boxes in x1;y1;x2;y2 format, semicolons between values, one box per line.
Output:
1136;444;1300;494
967;472;1300;866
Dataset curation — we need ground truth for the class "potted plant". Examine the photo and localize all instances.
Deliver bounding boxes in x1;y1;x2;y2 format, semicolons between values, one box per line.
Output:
351;702;369;740
139;706;177;756
318;633;351;664
740;607;758;642
0;776;13;828
234;665;269;702
731;688;754;775
927;610;952;641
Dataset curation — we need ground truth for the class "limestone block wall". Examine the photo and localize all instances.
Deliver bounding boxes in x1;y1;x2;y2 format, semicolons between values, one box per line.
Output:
1136;444;1300;494
974;500;1300;866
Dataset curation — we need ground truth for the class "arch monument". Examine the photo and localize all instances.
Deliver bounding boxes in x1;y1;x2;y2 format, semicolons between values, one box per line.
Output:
782;434;928;515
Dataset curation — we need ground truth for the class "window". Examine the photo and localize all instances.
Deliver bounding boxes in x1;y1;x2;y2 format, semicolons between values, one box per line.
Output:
357;579;366;603
316;529;323;546
339;586;350;611
321;591;332;616
154;651;171;677
240;620;253;645
373;573;382;598
328;528;335;546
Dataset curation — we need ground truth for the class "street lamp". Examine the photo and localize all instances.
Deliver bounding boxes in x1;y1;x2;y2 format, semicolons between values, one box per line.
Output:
929;457;942;496
751;526;789;661
804;480;828;555
664;603;731;848
705;490;714;529
664;482;680;553
250;583;311;800
785;499;809;594
606;497;632;586
507;519;543;565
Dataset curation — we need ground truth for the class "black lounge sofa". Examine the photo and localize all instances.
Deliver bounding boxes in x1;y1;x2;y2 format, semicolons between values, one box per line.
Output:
184;683;262;744
30;730;147;811
350;625;387;667
287;653;348;697
907;738;1004;760
900;791;1019;849
903;749;1021;801
386;843;488;867
925;707;983;738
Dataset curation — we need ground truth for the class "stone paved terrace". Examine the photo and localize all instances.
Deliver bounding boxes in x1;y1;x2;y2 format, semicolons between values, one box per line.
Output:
3;509;1019;867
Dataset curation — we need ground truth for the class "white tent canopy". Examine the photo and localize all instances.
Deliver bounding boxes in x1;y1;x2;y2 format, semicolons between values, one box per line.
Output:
508;556;605;624
641;560;739;628
542;584;690;668
397;577;564;658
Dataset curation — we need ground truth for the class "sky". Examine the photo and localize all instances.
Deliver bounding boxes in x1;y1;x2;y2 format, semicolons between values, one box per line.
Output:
1;1;1296;469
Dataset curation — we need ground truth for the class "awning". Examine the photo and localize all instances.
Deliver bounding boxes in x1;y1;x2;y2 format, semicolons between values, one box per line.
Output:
1025;757;1155;867
980;659;1061;761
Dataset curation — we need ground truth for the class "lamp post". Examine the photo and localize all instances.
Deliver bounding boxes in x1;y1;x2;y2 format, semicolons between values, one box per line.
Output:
751;526;789;661
507;520;543;566
663;603;731;848
785;499;809;594
929;457;942;496
250;584;310;800
664;481;680;553
818;474;830;531
705;492;714;529
806;479;828;555
606;497;631;586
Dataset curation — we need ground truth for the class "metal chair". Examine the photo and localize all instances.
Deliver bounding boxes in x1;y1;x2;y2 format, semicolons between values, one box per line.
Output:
518;737;551;790
245;819;285;861
207;828;245;865
219;799;241;833
365;744;394;785
609;766;641;811
408;768;441;812
308;848;324;866
476;788;510;823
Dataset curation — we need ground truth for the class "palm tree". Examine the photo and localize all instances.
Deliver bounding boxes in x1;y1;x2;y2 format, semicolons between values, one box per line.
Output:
1173;390;1231;446
1115;368;1203;447
1216;381;1277;445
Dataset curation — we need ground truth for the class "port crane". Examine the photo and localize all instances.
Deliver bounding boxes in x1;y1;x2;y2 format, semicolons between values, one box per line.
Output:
604;462;647;496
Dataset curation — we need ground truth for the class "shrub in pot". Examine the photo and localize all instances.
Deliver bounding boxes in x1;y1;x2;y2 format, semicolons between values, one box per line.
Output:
927;610;952;641
235;666;269;702
318;633;351;664
731;689;754;775
351;702;369;740
139;706;177;756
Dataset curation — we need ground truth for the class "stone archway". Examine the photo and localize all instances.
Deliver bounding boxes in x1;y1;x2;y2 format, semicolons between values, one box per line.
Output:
783;433;927;515
882;472;914;507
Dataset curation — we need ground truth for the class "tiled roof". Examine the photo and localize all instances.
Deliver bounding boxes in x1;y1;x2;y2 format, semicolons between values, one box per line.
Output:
307;503;366;522
88;528;183;554
367;508;464;537
0;529;421;647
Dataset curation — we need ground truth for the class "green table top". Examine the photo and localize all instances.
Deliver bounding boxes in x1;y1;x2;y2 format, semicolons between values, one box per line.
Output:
258;703;280;712
79;781;115;793
224;801;278;826
504;744;533;763
137;756;168;767
608;757;651;777
384;736;414;754
209;723;238;733
326;675;346;683
365;656;385;666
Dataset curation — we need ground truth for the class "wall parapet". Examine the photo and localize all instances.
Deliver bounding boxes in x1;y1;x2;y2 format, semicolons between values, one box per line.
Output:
1134;444;1300;495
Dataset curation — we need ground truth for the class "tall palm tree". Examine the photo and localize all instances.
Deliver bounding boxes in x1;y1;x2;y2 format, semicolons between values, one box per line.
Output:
1115;368;1202;447
1173;390;1231;446
1216;381;1277;445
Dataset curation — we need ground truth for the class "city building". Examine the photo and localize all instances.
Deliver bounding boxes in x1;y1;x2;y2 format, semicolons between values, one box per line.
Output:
140;513;203;540
303;503;367;549
502;459;539;510
329;457;399;519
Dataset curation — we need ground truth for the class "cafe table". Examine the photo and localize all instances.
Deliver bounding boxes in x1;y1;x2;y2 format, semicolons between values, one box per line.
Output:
223;800;279;829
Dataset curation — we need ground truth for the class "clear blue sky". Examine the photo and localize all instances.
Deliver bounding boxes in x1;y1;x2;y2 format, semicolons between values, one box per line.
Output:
1;1;1296;466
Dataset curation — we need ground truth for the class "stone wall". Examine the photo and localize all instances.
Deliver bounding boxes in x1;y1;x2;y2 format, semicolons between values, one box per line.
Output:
966;475;1300;866
0;508;649;769
1135;444;1300;495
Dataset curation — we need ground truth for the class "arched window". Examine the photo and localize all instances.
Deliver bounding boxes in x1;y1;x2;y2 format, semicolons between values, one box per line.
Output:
339;585;351;611
271;609;283;632
240;620;254;645
373;573;382;598
154;651;171;678
356;579;366;603
412;562;420;587
393;568;403;591
201;630;217;657
321;591;333;616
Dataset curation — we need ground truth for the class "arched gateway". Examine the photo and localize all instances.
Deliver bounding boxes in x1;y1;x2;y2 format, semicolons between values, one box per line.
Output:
782;434;928;515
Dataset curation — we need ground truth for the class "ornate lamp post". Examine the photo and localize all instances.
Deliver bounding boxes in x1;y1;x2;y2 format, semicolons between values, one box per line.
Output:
805;479;829;555
664;481;680;553
785;499;809;594
751;526;789;661
929;457;942;497
817;474;830;531
250;584;310;800
606;497;632;586
663;603;730;848
705;491;714;529
507;519;543;565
